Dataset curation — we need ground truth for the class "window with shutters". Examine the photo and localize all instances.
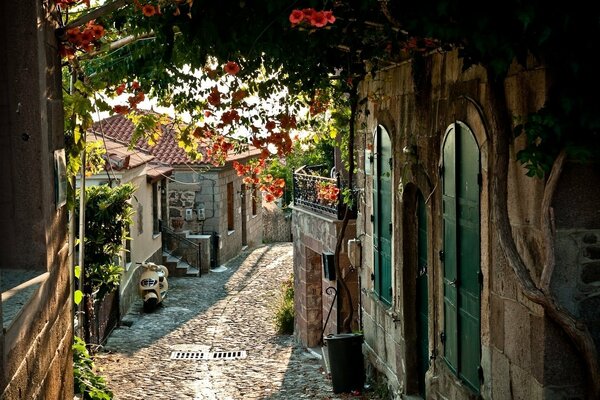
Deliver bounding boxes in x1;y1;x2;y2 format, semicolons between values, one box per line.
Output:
372;125;393;306
152;182;159;235
227;182;234;231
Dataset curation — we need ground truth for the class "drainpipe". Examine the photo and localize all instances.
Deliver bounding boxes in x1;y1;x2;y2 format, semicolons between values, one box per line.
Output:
77;148;86;339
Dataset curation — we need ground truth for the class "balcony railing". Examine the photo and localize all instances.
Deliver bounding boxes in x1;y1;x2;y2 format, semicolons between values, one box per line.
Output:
293;165;346;220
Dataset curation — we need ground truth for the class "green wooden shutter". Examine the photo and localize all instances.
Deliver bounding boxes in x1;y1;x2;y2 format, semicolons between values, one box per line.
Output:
442;125;458;369
457;122;481;390
442;122;481;392
373;125;392;305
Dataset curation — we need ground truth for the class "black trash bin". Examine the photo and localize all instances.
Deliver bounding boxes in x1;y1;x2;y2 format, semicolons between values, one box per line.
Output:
325;333;365;393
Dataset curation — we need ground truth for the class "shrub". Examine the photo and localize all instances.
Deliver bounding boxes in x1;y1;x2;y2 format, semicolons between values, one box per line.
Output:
73;336;113;400
274;274;294;334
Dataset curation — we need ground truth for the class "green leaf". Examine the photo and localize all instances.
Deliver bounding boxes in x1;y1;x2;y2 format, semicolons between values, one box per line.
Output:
74;265;81;279
74;290;84;305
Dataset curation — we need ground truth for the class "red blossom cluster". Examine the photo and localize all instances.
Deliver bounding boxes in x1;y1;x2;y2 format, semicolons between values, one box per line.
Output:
289;8;336;28
250;132;293;158
133;0;160;17
205;135;234;166
112;82;145;115
191;127;235;166
60;21;106;59
317;182;340;204
233;160;286;203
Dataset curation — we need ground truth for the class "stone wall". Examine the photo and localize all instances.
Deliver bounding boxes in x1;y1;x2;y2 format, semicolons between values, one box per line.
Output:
263;202;292;243
292;207;357;348
168;167;263;268
0;1;74;398
353;49;590;399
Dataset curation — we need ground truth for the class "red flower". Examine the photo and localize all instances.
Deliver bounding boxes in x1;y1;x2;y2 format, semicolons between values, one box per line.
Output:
265;121;276;131
302;8;315;19
142;4;157;17
264;193;276;203
207;88;221;106
66;28;82;44
289;10;304;25
310;11;327;28
91;24;105;39
113;105;130;115
274;178;286;188
232;89;247;102
115;83;126;95
323;11;336;24
224;61;240;75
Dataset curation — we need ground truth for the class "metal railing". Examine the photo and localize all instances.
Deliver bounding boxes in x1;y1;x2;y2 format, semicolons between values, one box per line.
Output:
293;165;347;220
161;226;201;276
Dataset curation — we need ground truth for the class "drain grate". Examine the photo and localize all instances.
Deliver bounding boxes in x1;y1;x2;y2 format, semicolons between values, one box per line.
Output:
170;350;247;361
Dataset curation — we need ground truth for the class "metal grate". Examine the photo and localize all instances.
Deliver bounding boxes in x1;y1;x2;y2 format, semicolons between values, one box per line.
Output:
170;350;247;360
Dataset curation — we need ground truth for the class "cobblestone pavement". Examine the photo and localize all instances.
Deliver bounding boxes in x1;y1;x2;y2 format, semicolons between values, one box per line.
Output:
95;243;382;400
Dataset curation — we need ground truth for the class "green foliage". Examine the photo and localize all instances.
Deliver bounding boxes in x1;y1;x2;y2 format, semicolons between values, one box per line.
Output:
62;1;600;181
75;184;135;297
73;336;113;400
274;274;294;335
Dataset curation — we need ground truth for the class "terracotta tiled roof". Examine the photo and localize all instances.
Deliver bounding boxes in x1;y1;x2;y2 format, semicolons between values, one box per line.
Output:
90;113;260;166
88;131;154;170
87;132;174;179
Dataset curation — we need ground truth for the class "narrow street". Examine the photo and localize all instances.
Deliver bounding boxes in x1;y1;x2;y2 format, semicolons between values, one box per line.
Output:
95;243;377;400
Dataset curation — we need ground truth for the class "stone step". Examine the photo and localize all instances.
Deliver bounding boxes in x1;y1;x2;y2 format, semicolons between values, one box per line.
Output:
162;251;199;277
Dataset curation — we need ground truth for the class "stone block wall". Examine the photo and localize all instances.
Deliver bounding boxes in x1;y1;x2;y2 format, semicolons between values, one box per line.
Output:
0;2;74;397
292;207;357;348
263;202;292;243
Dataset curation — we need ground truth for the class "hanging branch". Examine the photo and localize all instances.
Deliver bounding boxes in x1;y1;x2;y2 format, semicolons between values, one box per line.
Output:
63;0;130;30
539;149;566;291
487;75;600;399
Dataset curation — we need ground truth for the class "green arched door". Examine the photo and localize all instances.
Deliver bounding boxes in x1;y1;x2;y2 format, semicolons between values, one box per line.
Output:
442;121;481;392
373;125;392;306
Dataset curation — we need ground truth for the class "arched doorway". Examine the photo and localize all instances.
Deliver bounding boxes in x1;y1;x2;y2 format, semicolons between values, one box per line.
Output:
441;121;481;392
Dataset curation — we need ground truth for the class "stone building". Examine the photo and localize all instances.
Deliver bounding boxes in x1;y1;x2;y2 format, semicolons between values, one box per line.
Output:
83;133;172;319
0;1;74;398
91;114;264;272
291;48;599;399
353;50;598;399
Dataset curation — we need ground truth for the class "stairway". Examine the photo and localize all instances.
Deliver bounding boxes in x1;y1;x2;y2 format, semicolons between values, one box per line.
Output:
162;251;200;277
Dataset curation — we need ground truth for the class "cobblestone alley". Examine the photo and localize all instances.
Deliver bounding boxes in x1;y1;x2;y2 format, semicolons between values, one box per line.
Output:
94;243;382;400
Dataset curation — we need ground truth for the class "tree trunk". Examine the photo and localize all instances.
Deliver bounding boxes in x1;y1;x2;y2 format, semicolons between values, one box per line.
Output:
335;78;360;333
487;75;600;398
